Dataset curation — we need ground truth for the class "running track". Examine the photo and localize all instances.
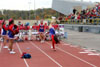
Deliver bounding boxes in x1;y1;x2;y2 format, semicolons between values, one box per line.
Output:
0;38;100;67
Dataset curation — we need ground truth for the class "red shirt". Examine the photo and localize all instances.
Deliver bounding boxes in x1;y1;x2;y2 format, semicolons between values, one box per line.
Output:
45;25;49;30
8;24;14;32
53;24;59;30
23;26;30;30
19;25;23;30
32;25;37;30
3;24;8;31
98;6;100;9
77;15;81;20
26;26;30;30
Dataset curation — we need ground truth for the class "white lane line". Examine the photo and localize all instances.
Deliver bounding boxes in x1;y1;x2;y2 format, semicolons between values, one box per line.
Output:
79;50;93;54
0;43;3;52
16;43;30;67
30;42;63;67
79;51;100;56
84;50;96;52
62;44;69;46
79;52;90;54
88;53;100;56
60;41;69;45
46;42;97;67
70;45;78;47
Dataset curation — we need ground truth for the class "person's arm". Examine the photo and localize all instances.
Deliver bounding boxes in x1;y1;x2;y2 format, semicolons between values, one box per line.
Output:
32;26;34;29
27;26;30;30
44;25;46;32
38;25;40;32
9;24;14;32
3;25;8;31
46;25;48;29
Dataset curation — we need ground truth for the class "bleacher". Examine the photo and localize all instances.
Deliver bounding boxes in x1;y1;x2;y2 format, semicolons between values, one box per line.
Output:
60;17;100;25
58;2;100;25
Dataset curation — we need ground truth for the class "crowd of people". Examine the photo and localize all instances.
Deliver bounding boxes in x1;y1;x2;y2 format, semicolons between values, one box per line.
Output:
64;3;100;24
0;18;60;54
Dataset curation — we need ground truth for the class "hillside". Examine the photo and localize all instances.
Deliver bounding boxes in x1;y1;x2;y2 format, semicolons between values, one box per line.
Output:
0;8;60;20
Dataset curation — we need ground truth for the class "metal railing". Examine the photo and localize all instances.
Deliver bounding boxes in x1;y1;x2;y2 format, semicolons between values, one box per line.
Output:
60;18;100;25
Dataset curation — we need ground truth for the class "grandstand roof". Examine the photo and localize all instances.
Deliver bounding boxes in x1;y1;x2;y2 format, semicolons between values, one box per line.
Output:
52;0;95;15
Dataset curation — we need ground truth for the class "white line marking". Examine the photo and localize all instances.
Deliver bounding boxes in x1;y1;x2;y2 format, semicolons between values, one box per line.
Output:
0;43;3;52
79;50;93;54
61;41;68;44
46;42;97;67
70;45;78;47
30;42;63;67
60;42;70;46
62;44;69;45
79;51;100;56
88;53;100;56
84;50;96;52
16;43;29;67
79;52;90;54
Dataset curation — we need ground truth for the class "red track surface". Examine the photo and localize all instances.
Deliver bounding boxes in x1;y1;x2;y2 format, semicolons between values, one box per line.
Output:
0;38;100;67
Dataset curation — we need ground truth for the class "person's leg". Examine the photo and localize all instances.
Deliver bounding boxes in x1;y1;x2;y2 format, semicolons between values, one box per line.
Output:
3;36;8;48
3;36;7;46
52;40;55;49
41;33;45;41
39;33;44;43
51;35;56;50
39;33;42;40
9;39;14;51
9;38;16;54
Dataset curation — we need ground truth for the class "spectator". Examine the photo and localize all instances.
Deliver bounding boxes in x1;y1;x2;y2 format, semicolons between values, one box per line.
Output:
73;8;77;14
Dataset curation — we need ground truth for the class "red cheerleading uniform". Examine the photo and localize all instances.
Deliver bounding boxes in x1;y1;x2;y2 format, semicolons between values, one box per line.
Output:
38;24;45;32
0;20;2;34
32;25;37;30
2;24;8;35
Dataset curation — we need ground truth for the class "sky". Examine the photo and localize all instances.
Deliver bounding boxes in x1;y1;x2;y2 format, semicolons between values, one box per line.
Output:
0;0;100;10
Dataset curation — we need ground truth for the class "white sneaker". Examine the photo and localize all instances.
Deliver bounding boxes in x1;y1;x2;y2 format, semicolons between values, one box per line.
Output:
51;46;53;49
42;40;44;42
10;51;16;54
41;41;43;43
8;49;14;51
41;40;44;43
3;46;8;48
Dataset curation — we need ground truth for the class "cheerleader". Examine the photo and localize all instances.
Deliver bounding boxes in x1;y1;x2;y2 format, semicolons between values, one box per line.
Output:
0;20;2;41
1;20;8;48
38;20;45;43
49;20;59;51
8;18;19;54
32;23;37;32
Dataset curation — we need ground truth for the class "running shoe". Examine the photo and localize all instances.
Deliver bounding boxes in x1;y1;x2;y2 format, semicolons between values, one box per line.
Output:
3;46;8;48
10;51;16;54
51;46;53;48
